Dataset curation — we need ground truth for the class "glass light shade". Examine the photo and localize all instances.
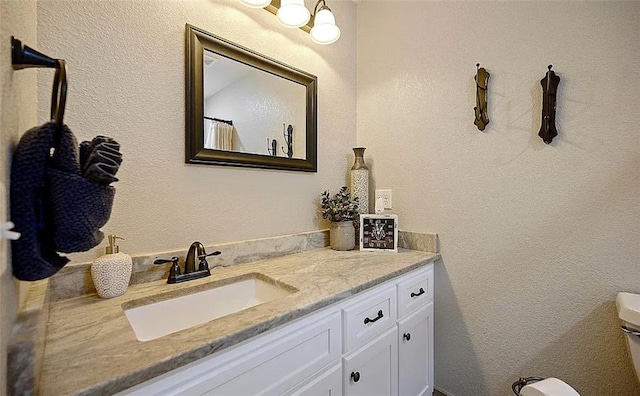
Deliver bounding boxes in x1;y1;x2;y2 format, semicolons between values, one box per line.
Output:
239;0;271;8
277;0;311;28
310;8;340;45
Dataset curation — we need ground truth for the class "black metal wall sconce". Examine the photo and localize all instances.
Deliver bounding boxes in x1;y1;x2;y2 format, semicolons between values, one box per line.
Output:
539;65;560;144
282;124;293;158
238;0;341;45
267;138;278;156
474;63;490;131
11;37;67;136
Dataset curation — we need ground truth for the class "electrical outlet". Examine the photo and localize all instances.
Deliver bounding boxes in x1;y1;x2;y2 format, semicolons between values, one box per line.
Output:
375;189;392;210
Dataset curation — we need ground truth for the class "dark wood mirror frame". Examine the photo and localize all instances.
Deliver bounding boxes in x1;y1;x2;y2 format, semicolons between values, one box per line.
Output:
185;24;318;172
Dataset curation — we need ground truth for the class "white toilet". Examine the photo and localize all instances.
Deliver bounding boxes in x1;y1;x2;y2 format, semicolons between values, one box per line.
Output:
510;292;640;396
616;292;640;383
512;376;580;396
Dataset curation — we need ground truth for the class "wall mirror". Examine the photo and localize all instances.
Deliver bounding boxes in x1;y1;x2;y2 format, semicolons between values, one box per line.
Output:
186;24;317;172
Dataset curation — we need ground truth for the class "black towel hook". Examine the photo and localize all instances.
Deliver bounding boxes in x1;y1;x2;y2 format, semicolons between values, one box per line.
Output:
11;36;67;133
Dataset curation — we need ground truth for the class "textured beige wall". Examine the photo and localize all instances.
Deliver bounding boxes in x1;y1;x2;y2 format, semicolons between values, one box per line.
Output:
205;71;307;156
36;0;357;263
357;1;640;395
0;1;38;394
10;1;640;394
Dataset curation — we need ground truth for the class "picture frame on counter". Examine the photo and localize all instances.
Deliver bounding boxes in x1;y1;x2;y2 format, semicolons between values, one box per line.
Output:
359;214;398;252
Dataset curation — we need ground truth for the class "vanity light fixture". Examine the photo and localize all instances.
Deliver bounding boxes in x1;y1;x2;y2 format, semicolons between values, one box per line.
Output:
277;0;311;28
309;0;340;45
239;0;341;45
239;0;272;8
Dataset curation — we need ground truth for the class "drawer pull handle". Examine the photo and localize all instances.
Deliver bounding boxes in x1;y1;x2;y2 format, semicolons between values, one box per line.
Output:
351;371;361;383
411;288;425;298
364;310;384;325
404;332;411;341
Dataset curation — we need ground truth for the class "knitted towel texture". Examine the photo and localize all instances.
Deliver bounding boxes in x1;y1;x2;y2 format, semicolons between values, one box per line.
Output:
11;123;118;281
47;127;116;252
10;124;68;281
79;136;121;184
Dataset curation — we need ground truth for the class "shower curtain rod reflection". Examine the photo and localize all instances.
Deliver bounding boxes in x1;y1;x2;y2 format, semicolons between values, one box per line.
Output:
204;116;233;126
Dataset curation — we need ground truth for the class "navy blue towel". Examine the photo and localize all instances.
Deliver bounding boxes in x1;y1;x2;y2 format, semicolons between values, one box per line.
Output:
10;123;117;281
11;123;69;280
46;125;115;253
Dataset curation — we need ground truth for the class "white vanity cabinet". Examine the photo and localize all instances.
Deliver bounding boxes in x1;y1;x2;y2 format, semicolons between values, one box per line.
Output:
343;327;399;396
119;264;434;396
398;304;433;396
340;284;398;395
341;265;434;396
396;268;434;396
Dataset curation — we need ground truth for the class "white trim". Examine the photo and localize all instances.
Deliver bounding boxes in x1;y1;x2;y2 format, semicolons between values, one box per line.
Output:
435;386;457;396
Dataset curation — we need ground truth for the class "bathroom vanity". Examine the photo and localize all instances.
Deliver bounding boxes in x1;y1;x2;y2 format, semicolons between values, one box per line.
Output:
13;232;438;395
120;264;433;396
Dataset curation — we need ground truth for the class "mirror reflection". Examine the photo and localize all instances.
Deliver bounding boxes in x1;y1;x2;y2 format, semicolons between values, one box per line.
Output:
203;50;307;159
186;24;317;172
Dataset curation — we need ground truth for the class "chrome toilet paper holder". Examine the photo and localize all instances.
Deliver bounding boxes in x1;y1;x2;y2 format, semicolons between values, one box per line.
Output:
512;377;545;396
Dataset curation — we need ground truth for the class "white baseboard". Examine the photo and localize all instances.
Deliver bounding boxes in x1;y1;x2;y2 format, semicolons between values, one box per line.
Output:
434;386;456;396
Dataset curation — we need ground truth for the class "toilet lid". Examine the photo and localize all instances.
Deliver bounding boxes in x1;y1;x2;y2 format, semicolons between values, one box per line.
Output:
521;378;580;396
617;292;640;327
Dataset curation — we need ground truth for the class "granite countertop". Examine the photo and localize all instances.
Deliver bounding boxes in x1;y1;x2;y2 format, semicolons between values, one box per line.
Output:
39;246;438;395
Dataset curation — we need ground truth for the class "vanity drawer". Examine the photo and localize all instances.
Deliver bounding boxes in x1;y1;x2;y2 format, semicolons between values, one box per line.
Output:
343;286;397;352
397;266;433;318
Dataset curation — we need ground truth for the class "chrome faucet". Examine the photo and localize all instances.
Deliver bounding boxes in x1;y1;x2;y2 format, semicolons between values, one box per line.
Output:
154;242;221;284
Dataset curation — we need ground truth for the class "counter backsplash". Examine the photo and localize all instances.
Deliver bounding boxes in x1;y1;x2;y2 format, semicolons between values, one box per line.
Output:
50;230;328;301
49;230;438;302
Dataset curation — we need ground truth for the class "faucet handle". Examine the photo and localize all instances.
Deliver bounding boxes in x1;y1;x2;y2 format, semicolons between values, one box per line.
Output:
153;257;179;265
197;250;221;271
154;256;181;278
197;251;221;259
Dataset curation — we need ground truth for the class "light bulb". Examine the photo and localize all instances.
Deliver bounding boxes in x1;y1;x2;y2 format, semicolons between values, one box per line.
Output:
277;0;310;28
310;7;340;45
239;0;271;8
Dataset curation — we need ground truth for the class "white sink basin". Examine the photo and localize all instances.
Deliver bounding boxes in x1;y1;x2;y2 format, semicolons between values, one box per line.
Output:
124;275;296;341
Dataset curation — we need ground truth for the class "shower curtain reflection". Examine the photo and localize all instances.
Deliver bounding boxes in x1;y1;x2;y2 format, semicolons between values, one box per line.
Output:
204;119;234;151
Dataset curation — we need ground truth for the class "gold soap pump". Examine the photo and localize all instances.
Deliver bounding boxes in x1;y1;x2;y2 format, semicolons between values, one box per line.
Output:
106;234;123;253
90;234;133;299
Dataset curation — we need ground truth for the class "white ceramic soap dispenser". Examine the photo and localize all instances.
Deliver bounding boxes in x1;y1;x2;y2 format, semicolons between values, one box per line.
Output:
91;234;133;299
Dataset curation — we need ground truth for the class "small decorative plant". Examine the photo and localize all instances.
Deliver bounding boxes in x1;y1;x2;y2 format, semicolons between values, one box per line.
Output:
320;186;360;223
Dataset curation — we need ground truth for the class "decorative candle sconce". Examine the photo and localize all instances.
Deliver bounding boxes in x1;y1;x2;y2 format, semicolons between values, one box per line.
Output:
539;65;560;144
282;124;294;158
267;138;278;156
473;63;490;131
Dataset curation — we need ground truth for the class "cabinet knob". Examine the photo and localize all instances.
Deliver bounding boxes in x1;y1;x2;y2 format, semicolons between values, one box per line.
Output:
411;287;425;298
351;371;361;383
403;332;411;341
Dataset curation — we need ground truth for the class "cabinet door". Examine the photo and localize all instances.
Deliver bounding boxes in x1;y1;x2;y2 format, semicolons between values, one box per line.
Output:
284;363;343;396
343;327;398;396
397;303;433;396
